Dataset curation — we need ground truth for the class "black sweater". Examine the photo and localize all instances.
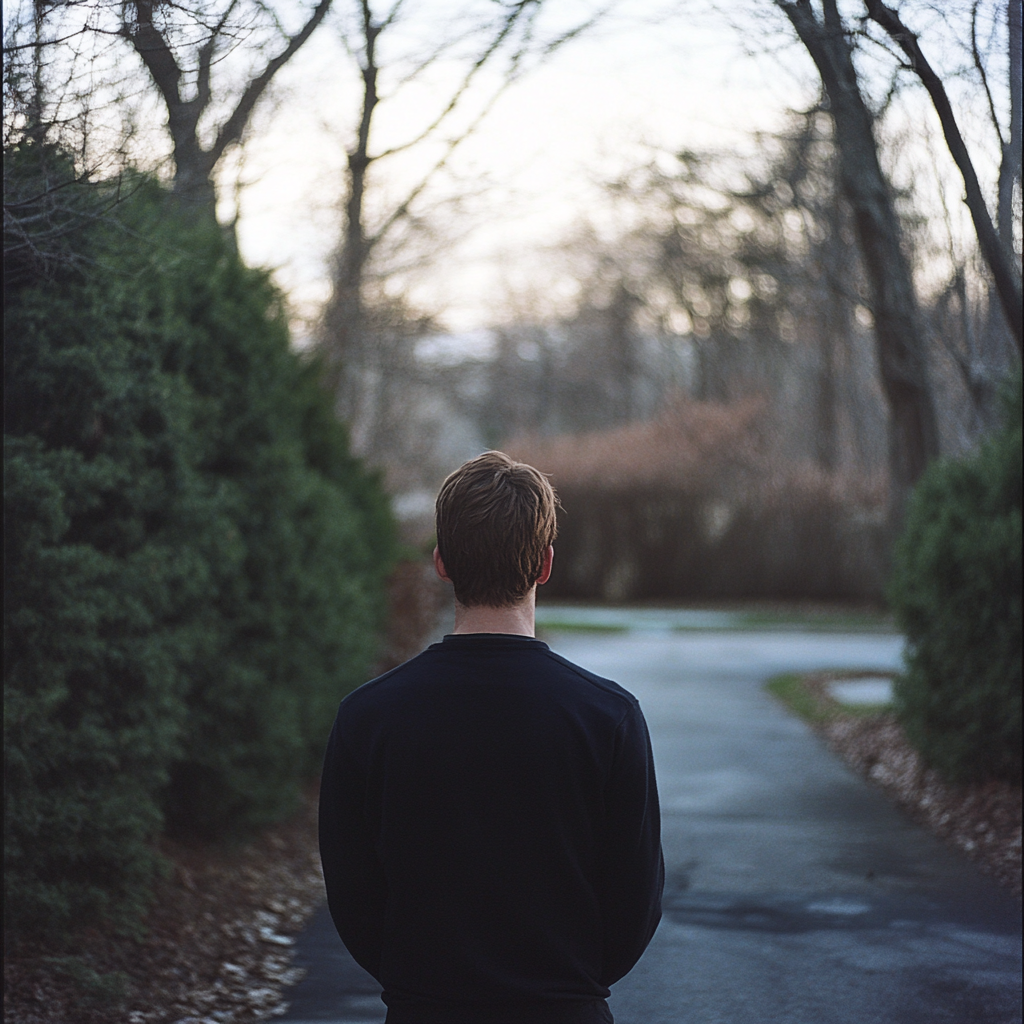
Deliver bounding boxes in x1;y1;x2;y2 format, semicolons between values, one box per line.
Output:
319;633;664;1023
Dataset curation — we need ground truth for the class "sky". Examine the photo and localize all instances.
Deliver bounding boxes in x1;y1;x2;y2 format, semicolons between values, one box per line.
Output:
224;0;814;343
216;0;1011;347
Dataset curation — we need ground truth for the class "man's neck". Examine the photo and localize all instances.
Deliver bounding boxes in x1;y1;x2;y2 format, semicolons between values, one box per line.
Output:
451;590;537;637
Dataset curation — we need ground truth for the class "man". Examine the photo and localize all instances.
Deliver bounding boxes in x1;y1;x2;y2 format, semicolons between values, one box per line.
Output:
319;451;663;1024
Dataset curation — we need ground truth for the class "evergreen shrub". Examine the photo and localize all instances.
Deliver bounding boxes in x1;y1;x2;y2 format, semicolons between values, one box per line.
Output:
887;373;1022;784
4;152;395;937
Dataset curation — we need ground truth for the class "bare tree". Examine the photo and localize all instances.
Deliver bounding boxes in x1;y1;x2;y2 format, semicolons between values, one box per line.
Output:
5;2;117;272
862;0;1022;353
120;0;335;217
600;116;884;472
980;0;1023;265
472;111;890;478
4;0;337;221
318;0;600;451
775;0;939;524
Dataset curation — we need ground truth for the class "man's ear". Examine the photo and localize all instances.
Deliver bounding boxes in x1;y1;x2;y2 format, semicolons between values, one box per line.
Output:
537;545;554;586
433;546;452;583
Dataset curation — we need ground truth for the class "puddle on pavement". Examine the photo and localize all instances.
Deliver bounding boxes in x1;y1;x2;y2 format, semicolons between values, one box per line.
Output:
662;889;1021;937
663;894;891;934
826;677;894;705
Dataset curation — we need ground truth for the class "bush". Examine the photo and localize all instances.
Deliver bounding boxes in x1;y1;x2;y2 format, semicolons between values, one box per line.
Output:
887;373;1022;784
4;154;396;937
124;199;395;835
5;192;218;930
539;478;887;602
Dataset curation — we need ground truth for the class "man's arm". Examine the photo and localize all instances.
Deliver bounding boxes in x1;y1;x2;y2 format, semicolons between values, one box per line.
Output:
598;702;664;987
318;715;387;981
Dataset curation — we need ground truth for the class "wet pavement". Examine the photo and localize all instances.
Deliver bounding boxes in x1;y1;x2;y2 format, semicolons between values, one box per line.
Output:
278;627;1022;1024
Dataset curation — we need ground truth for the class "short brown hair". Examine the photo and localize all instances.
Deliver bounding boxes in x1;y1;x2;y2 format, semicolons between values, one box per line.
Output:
435;451;559;608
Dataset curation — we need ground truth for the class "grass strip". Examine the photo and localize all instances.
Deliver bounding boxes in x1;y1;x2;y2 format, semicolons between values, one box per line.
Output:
766;671;895;723
765;673;836;725
536;622;629;634
738;611;896;632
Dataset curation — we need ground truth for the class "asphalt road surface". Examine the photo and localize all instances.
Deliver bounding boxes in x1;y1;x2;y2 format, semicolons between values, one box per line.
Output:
278;628;1022;1024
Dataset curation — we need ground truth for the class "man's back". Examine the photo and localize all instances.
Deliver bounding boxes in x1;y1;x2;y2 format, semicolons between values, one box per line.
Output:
319;632;663;1024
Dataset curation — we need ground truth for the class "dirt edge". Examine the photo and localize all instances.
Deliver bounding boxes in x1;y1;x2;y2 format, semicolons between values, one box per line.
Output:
795;670;1021;899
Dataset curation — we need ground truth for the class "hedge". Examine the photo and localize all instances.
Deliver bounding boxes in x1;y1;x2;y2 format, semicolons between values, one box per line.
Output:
4;149;396;937
887;372;1022;784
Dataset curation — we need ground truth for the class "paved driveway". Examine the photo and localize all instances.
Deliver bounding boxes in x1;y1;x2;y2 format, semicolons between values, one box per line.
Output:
279;629;1022;1024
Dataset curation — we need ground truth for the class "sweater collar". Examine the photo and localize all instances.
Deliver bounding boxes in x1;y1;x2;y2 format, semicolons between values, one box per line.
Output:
433;633;549;650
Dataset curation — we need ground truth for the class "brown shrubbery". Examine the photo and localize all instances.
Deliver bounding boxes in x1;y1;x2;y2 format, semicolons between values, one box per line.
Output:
506;399;889;601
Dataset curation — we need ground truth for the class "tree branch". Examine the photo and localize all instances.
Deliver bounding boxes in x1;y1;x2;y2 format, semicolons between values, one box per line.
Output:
366;41;527;251
208;0;334;168
864;0;1021;354
1001;0;1023;253
122;0;184;111
196;0;242;116
378;0;408;32
970;0;1005;147
3;27;93;52
370;0;532;162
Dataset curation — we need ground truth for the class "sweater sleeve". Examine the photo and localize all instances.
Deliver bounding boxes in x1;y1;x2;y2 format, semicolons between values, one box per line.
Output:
318;714;387;982
598;701;664;987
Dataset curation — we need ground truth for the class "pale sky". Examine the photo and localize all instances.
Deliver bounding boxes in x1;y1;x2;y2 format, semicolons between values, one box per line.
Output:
223;1;802;342
221;0;1010;345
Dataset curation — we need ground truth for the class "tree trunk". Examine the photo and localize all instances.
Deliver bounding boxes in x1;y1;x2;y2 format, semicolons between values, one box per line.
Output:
168;118;218;217
864;0;1022;354
998;0;1022;258
814;309;840;473
812;194;855;474
985;0;1023;379
778;0;939;526
608;283;640;421
124;0;334;225
323;12;381;439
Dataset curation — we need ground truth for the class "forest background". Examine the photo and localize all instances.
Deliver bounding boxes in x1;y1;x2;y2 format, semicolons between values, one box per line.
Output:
3;0;1021;1015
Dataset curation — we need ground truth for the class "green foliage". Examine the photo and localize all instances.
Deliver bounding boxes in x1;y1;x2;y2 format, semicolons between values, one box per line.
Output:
887;373;1022;784
3;142;120;289
43;956;131;1009
5;155;396;938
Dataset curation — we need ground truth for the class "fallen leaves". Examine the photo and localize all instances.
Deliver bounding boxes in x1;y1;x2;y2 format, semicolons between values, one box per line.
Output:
5;557;444;1024
4;785;326;1024
803;672;1022;897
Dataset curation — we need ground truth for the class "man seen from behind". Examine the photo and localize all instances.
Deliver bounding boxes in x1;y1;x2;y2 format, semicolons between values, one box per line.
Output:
319;450;664;1023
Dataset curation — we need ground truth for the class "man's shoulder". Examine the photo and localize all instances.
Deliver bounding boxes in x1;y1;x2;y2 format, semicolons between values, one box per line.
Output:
538;648;639;711
337;650;432;708
338;639;637;718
